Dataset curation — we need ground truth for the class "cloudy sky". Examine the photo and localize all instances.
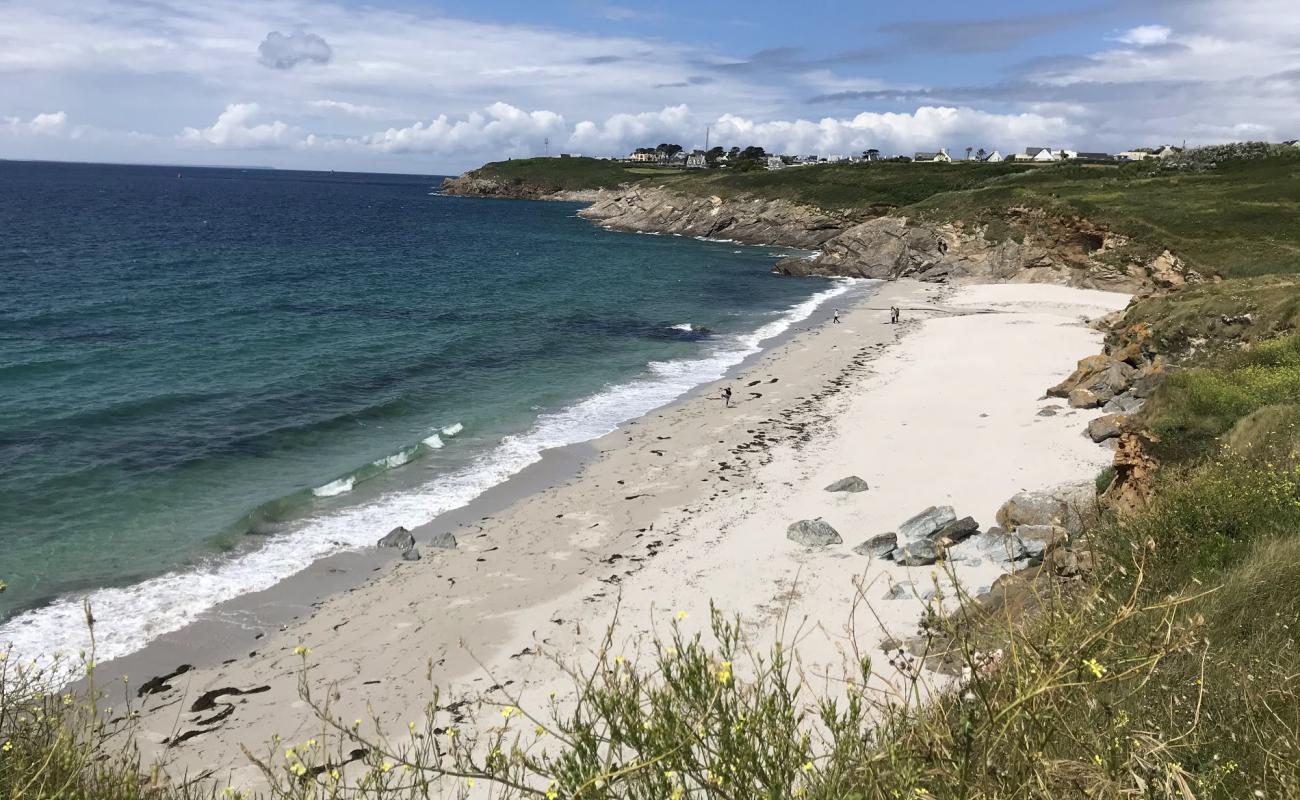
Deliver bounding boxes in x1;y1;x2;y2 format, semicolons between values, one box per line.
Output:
1;0;1297;174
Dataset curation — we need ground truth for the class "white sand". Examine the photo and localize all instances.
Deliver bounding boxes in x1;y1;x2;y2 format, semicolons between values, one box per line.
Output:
115;281;1131;789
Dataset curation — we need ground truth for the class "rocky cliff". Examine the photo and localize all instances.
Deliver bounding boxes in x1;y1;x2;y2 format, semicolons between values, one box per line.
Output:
444;172;1201;293
576;185;851;250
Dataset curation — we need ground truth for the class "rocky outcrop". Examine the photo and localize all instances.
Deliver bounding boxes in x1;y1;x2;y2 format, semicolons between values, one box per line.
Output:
377;526;415;550
897;506;958;542
1086;413;1127;442
577;186;848;249
443;166;1200;293
773;212;1201;292
440;173;600;202
996;483;1095;536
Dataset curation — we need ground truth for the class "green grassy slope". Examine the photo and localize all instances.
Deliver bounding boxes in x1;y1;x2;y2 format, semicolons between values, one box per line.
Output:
467;151;1300;279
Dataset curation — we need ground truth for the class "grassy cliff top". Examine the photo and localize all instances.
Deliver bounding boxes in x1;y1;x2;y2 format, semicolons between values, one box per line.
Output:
466;151;1300;278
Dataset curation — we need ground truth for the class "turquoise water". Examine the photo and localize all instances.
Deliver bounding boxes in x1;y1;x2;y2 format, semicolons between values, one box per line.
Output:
0;160;848;662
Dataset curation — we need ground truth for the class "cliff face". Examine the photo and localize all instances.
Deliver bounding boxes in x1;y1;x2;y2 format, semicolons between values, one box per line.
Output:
576;185;849;250
443;171;1199;293
775;213;1201;294
440;173;601;202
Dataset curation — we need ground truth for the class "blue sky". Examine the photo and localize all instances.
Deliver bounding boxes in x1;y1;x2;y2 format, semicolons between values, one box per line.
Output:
1;0;1296;172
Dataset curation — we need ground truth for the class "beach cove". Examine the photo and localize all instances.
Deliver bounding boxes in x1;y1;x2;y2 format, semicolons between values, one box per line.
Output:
103;278;1132;788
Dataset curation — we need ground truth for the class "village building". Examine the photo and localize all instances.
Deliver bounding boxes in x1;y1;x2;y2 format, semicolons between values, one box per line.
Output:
914;148;952;163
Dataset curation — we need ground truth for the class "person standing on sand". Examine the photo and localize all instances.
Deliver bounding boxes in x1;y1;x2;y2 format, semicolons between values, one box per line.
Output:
890;306;900;324
832;309;841;324
721;386;732;408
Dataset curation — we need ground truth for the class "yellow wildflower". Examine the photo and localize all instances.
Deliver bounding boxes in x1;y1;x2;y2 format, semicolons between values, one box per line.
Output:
676;610;689;621
1083;658;1107;679
546;782;560;800
670;788;684;800
292;645;311;656
289;762;307;777
500;705;517;719
381;762;393;773
2;741;12;752
802;761;814;772
535;724;546;736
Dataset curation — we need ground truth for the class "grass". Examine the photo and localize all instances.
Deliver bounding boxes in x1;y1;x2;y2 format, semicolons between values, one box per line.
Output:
464;149;1300;278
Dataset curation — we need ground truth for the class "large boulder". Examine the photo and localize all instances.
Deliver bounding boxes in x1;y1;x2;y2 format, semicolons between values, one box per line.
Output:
895;540;941;567
401;547;422;562
824;476;870;493
897;506;957;542
974;529;1028;562
1087;414;1127;442
428;531;459;549
787;518;843;547
1102;392;1144;415
996;482;1094;535
377;526;415;550
1050;355;1136;406
1015;525;1069;560
929;516;979;544
852;532;898;559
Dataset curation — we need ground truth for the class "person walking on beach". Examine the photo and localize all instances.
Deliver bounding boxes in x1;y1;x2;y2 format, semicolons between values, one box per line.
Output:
721;386;733;408
832;309;841;324
890;306;900;324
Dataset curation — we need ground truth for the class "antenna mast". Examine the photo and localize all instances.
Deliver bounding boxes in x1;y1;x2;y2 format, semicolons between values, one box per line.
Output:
705;125;710;152
544;137;549;157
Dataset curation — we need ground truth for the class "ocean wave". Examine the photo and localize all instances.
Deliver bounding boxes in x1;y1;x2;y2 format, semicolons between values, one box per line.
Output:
669;323;694;332
0;279;865;675
422;433;445;449
312;476;355;497
441;423;463;437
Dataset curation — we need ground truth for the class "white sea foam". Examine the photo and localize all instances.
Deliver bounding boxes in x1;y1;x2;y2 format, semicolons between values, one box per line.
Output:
440;423;464;437
422;433;445;449
374;447;418;469
312;477;355;497
0;279;868;675
670;323;694;332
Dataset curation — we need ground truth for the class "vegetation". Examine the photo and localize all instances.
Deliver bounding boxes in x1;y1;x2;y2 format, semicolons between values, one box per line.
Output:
467;147;1300;278
10;146;1300;799
9;330;1300;798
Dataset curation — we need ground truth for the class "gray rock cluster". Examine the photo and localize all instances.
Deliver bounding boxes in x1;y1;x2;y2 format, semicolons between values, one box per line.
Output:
377;525;458;562
824;475;870;493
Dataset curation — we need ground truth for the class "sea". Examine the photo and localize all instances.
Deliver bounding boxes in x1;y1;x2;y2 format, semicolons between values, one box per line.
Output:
0;160;852;666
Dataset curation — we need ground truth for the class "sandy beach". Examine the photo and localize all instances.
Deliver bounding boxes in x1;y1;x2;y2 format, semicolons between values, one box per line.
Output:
103;279;1132;789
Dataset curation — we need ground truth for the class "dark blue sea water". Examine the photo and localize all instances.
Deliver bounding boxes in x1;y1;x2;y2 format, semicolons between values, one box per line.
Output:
0;160;849;662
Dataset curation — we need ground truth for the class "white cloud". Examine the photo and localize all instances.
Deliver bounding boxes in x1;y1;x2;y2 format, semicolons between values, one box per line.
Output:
1116;25;1172;46
709;107;1074;156
568;105;697;152
308;100;388;119
2;111;68;135
348;102;566;155
179;103;294;148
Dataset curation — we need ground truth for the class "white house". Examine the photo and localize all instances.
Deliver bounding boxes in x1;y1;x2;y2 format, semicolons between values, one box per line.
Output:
766;155;786;170
1155;145;1184;159
685;152;707;169
1025;147;1058;162
1115;150;1151;161
981;150;1004;162
914;148;952;163
628;151;657;163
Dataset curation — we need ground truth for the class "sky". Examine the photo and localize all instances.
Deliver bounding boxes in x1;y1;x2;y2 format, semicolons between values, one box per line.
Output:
1;0;1297;174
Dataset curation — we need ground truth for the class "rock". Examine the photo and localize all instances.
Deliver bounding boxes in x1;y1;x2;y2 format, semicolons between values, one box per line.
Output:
1102;392;1143;415
930;516;978;544
1221;313;1254;326
885;581;916;600
852;532;897;559
824;475;870;493
787;518;842;547
1131;366;1168;399
896;540;940;567
428;531;459;549
377;526;415;550
996;482;1094;535
1037;406;1059;417
1050;549;1081;577
975;530;1028;562
1087;414;1127;442
1015;524;1069;559
897;506;957;542
401;547;421;562
1052;354;1136;406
